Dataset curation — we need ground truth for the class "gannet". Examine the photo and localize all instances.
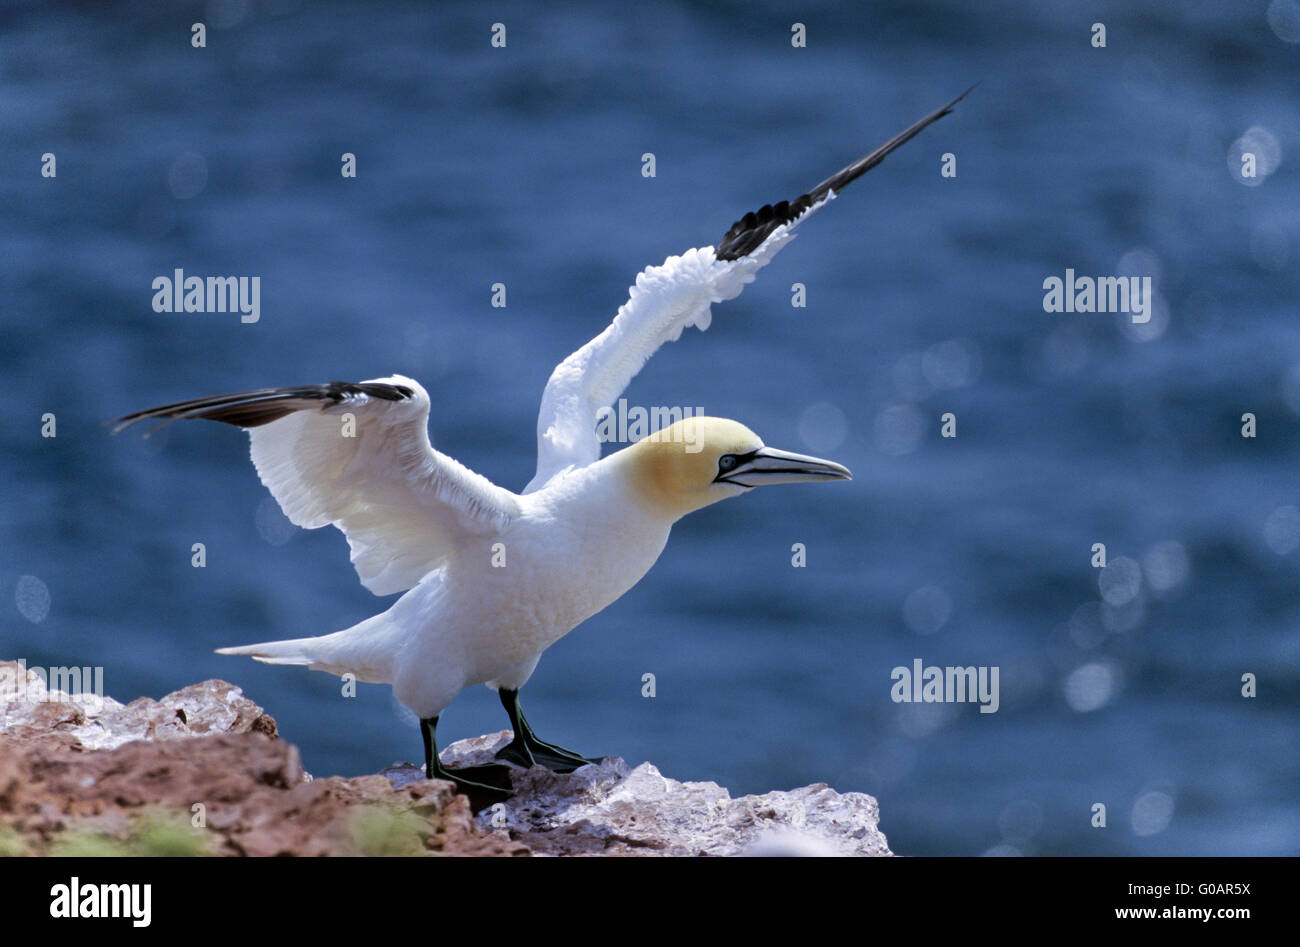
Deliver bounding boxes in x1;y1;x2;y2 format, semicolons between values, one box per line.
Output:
113;89;969;801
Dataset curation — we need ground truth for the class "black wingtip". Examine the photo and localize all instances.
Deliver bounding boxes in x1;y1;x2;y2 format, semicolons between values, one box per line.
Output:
715;86;975;262
940;83;979;115
108;380;417;437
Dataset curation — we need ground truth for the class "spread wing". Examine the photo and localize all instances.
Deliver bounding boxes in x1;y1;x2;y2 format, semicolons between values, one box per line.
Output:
112;376;520;596
527;87;972;492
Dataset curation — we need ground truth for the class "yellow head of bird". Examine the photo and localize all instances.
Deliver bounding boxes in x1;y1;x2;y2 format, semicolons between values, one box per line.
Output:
618;416;852;520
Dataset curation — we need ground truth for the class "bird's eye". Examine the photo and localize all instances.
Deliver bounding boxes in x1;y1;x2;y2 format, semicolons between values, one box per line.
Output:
718;455;737;471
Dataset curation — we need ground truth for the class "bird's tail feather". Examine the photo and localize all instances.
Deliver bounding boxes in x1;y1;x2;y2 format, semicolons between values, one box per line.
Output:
216;638;318;666
216;620;395;684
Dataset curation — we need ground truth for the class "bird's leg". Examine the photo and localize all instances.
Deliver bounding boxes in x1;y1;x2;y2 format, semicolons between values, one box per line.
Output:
421;716;513;809
493;689;603;772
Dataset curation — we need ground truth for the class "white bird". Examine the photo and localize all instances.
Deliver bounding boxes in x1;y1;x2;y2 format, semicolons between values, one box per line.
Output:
113;89;969;802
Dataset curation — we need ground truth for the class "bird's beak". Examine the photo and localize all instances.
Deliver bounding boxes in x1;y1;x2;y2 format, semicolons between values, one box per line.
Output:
715;446;853;487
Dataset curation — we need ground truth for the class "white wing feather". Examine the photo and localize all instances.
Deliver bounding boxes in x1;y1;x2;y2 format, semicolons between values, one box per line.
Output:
248;375;519;595
526;87;973;491
527;194;833;491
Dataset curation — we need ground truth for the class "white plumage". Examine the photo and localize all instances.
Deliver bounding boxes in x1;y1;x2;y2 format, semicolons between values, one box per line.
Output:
528;198;826;490
246;380;517;596
113;90;967;786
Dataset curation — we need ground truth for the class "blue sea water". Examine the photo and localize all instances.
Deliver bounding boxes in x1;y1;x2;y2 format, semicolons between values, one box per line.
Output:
2;0;1298;856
